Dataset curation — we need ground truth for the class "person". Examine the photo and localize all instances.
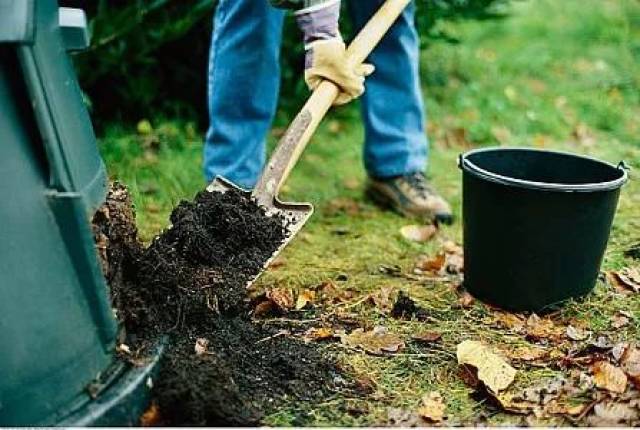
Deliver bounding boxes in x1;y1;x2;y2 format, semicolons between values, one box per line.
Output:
203;0;452;224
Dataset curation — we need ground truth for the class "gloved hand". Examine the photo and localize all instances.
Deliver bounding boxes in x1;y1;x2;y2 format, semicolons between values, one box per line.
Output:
295;0;375;105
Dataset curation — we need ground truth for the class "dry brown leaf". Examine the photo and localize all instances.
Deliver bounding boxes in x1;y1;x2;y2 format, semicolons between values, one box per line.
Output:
387;408;431;427
341;326;405;355
412;331;442;343
491;126;512;145
593;361;628;393
140;402;162;427
400;224;437;243
500;345;559;364
267;288;295;311
343;177;360;190
253;300;274;317
610;268;640;294
526;314;564;342
443;127;473;149
417;391;446;422
303;327;335;343
492;312;526;332
457;340;517;393
566;325;591;341
325;197;361;216
194;338;210;356
621;346;640;388
612;312;631;329
572;122;596;147
590;400;639;424
415;253;446;273
318;280;355;304
369;286;396;314
295;289;316;310
457;291;475;308
445;253;465;274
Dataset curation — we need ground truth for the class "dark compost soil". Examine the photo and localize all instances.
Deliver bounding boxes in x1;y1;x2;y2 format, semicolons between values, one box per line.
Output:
93;184;355;426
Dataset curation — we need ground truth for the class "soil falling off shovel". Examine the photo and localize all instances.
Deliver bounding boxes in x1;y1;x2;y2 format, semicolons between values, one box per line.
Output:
207;0;412;288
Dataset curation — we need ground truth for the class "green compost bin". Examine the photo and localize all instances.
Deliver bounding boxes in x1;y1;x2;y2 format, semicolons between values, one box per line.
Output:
0;0;160;425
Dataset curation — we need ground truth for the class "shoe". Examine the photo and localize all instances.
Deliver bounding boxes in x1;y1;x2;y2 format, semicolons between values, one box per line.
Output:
366;172;453;225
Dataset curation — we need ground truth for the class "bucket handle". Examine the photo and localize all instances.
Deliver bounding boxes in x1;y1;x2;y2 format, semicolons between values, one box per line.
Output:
617;161;631;172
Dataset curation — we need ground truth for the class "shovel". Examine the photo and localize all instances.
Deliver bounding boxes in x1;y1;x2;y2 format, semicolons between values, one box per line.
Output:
207;0;412;288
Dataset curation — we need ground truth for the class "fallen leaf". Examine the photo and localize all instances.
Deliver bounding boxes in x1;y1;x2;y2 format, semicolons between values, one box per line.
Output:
593;361;628;393
491;126;512;145
341;326;405;355
492;312;526;332
566;325;591;341
400;224;437;243
295;289;316;310
445;253;464;274
610;268;640;294
194;338;210;356
612;342;629;362
303;327;335;343
456;340;517;393
442;240;463;255
266;288;295;311
500;345;558;363
572;122;596;147
268;255;287;269
253;300;275;317
417;391;446;422
589;400;639;425
612;312;630;329
325;197;361;216
495;377;583;415
387;408;430;427
443;127;473;149
526;314;564;342
318;280;354;304
415;253;446;273
343;177;361;190
140;402;162;426
369;286;396;314
457;291;475;308
621;346;640;388
412;331;442;343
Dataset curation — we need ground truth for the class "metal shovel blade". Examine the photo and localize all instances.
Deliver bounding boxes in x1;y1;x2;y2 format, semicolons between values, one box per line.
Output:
206;176;313;289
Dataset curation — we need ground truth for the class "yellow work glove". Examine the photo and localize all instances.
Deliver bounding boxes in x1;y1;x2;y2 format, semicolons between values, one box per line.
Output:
304;39;375;105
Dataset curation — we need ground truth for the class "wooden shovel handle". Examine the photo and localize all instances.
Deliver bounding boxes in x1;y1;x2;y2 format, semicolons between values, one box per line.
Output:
252;0;412;207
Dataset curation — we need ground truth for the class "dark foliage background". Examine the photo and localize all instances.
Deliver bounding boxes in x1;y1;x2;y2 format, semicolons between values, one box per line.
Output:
61;0;507;128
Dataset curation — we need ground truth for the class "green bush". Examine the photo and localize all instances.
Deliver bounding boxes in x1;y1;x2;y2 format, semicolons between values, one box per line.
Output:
64;0;508;128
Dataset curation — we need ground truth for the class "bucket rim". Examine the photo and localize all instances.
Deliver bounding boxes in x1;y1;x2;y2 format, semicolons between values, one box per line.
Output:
459;147;628;192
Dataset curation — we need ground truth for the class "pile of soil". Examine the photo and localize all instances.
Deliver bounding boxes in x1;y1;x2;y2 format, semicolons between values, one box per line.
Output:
93;184;355;426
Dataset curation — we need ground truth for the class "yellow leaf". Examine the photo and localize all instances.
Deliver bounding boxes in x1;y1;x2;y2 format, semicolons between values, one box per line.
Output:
593;361;628;393
400;225;437;243
295;289;316;310
341;326;404;355
417;391;446;422
456;340;516;393
303;327;334;343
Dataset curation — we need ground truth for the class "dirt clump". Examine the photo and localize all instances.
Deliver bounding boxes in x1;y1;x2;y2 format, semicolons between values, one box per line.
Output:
391;291;429;321
94;184;354;426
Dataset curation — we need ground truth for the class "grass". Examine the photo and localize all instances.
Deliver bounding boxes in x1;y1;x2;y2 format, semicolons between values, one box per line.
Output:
99;0;640;425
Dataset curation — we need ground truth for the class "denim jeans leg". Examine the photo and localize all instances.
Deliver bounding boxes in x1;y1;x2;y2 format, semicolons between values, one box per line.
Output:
203;0;285;188
347;0;428;179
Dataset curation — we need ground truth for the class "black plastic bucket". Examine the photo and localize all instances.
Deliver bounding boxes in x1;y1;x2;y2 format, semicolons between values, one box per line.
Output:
459;147;628;312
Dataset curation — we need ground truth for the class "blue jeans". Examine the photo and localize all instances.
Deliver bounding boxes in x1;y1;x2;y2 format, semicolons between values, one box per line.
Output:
204;0;428;188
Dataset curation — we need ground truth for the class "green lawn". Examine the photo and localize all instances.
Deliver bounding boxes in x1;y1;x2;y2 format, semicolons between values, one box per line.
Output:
99;0;640;425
